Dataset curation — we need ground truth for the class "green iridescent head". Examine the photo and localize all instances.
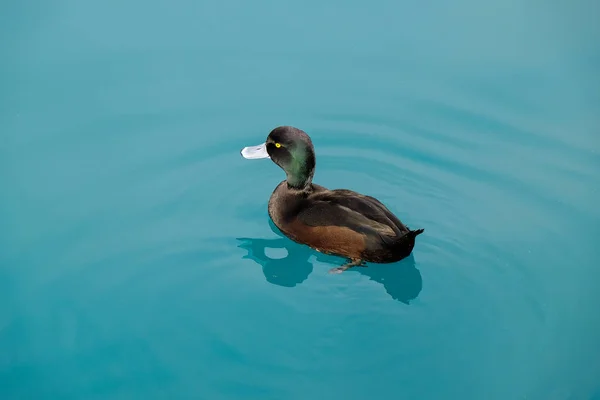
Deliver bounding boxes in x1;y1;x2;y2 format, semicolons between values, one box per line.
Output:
240;126;316;189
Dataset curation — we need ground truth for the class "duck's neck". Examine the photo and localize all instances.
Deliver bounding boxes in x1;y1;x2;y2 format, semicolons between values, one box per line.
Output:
286;168;314;190
284;145;316;190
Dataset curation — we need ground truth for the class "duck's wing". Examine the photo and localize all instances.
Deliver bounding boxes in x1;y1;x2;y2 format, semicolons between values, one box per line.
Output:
317;189;408;232
354;193;410;233
297;190;400;237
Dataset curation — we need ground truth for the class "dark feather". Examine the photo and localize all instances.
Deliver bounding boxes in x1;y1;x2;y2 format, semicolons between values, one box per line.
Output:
297;189;406;236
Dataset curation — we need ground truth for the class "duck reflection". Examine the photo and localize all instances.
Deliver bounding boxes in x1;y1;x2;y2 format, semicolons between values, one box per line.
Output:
237;220;422;304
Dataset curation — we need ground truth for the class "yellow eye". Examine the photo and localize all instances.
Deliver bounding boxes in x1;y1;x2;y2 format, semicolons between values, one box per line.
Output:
275;142;281;148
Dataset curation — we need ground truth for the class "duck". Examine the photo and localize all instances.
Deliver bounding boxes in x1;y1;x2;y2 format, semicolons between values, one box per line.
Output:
240;126;424;274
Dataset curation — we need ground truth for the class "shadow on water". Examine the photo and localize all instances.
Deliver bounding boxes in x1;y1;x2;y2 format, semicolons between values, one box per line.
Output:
237;220;423;304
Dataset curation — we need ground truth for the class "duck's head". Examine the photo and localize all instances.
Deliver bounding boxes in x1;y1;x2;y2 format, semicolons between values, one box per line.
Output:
241;126;316;189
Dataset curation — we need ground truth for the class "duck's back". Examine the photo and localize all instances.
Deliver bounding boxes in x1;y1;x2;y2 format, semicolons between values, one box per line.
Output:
306;188;410;236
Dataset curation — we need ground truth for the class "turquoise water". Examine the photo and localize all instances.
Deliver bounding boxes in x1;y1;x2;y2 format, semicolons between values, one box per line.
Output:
2;0;599;398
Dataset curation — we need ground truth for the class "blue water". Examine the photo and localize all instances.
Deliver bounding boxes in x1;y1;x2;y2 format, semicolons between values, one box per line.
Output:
2;0;599;399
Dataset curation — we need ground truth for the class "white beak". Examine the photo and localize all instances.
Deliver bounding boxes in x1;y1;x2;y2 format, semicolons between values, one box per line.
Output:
240;142;270;159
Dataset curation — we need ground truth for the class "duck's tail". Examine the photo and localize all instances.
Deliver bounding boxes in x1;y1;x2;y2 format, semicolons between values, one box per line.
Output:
389;227;424;261
409;228;424;238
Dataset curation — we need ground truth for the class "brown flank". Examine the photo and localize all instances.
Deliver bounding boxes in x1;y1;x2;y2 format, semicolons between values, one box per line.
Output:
285;218;366;259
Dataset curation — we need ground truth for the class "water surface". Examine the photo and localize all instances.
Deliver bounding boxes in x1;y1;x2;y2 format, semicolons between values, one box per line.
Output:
1;0;599;399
